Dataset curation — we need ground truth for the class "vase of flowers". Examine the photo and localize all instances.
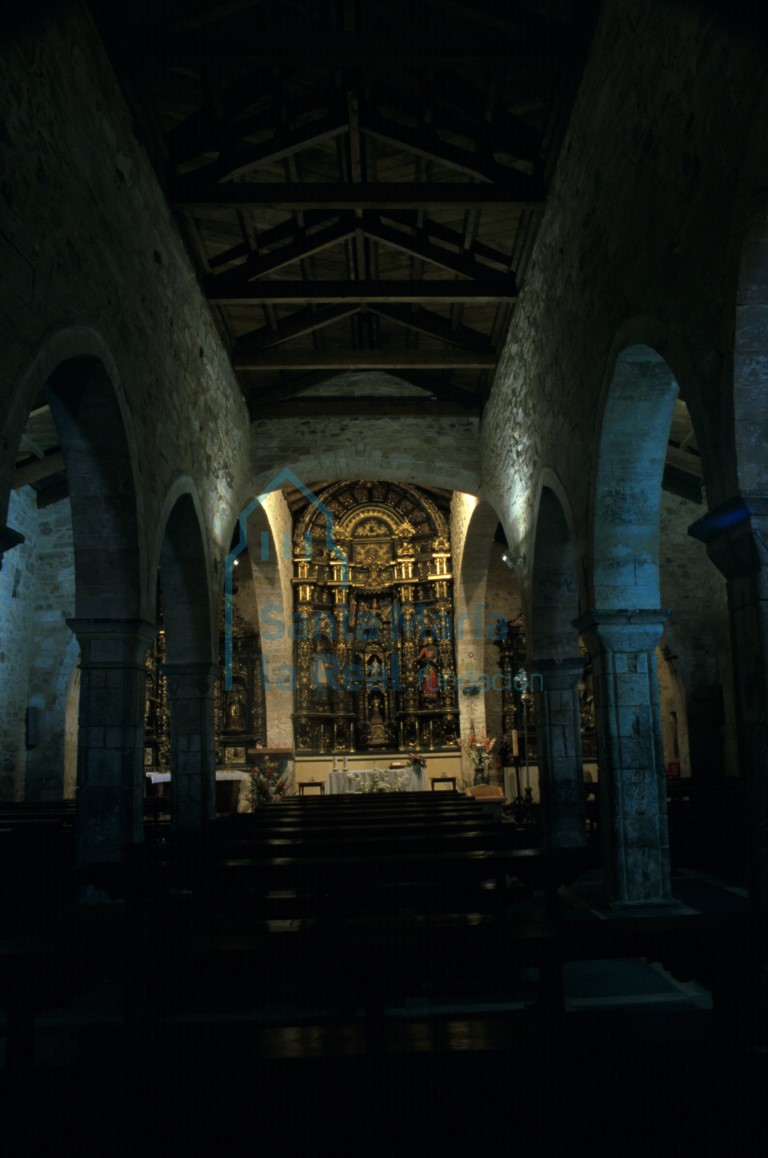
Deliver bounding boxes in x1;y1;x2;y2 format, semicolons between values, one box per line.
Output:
461;734;496;785
247;758;290;809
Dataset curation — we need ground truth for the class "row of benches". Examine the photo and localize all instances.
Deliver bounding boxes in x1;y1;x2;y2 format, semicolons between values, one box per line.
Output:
0;791;763;1074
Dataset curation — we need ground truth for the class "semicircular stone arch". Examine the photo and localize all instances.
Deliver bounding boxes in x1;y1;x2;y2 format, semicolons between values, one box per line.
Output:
592;343;680;611
529;485;582;664
45;354;144;620
453;498;509;768
156;491;217;830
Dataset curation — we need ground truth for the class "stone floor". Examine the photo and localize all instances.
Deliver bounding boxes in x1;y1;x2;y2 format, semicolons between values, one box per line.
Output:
0;866;764;1156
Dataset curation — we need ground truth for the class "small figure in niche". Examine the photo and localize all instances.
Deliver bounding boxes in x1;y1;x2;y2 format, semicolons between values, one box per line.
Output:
225;686;247;732
416;634;439;698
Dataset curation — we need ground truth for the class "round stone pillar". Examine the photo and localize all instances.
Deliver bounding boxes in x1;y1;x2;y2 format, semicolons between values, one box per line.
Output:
575;610;672;908
531;658;587;848
67;618;156;863
163;662;218;831
690;495;768;913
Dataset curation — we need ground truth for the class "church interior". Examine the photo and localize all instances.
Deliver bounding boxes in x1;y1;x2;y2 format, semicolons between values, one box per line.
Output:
2;0;768;1152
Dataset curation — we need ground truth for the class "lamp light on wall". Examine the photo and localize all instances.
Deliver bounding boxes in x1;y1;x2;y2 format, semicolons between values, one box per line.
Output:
501;551;526;570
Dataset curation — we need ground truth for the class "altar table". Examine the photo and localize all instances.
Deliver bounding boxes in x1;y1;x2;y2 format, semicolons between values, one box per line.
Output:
327;767;426;794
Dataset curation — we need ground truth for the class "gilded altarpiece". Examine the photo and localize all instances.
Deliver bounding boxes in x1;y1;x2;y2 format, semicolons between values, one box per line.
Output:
214;608;267;764
143;598;267;769
292;481;460;755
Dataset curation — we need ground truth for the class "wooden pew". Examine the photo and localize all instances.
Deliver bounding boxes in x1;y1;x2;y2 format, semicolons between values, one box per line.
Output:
3;905;758;1075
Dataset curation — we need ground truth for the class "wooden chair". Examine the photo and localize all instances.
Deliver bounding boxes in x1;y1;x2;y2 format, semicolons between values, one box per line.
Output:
466;784;504;800
430;776;457;792
298;781;325;796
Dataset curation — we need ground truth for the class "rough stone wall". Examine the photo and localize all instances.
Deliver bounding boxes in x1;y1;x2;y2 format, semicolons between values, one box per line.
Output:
26;496;77;799
483;0;768;575
0;488;77;800
0;4;250;603
659;489;736;776
251;414;481;498
0;491;37;798
483;546;523;750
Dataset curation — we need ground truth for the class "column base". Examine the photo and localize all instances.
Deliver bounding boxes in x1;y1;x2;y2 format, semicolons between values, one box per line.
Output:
608;896;692;917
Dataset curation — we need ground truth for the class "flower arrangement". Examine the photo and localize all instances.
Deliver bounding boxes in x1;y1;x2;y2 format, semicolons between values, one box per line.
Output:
462;734;496;764
247;758;291;808
461;735;496;784
408;750;427;769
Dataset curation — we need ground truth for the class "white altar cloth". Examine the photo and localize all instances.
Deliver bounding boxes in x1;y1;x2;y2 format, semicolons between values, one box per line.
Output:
145;770;249;783
327;767;426;794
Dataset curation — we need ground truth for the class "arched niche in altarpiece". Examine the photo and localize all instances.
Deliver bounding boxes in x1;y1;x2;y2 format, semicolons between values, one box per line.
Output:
291;481;460;756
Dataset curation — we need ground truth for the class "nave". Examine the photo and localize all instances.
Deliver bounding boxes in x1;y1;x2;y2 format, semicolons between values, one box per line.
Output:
0;792;764;1158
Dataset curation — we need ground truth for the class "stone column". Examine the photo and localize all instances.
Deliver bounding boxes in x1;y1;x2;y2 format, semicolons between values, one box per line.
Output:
689;496;768;913
0;525;24;570
67;618;156;863
532;658;586;848
163;662;217;831
575;610;672;907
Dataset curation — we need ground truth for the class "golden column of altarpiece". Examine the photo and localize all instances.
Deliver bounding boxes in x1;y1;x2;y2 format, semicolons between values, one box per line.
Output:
292;481;460;755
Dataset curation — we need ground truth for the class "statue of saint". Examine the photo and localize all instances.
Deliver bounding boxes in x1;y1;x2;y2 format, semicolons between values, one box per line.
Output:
225;687;247;732
416;634;439;698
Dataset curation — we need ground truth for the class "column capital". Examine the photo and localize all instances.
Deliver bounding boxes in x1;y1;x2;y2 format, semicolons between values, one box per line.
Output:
574;609;669;654
688;493;768;580
66;617;157;668
0;525;24;569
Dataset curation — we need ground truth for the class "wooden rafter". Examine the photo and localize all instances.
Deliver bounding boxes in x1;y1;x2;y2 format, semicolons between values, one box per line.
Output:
207;278;516;304
235;304;360;352
169;30;554;69
169;179;545;210
194;110;350;183
234;349;497;371
360;106;515;185
367;304;494;352
237;217;357;279
205;211;515;284
247;395;480;418
359;216;509;281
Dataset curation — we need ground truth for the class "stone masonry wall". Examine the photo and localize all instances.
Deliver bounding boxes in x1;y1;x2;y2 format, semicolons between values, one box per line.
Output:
251;414;481;499
26;496;77;799
0;4;251;611
483;0;768;582
0;488;77;800
659;488;736;776
0;490;37;798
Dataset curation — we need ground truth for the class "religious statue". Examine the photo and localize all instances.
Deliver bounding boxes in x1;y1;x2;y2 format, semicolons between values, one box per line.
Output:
416;634;439;698
368;690;387;747
312;641;335;705
225;686;247;732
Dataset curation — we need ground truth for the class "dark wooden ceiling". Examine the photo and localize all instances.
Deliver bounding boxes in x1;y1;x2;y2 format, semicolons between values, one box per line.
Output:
89;0;601;420
12;2;704;509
